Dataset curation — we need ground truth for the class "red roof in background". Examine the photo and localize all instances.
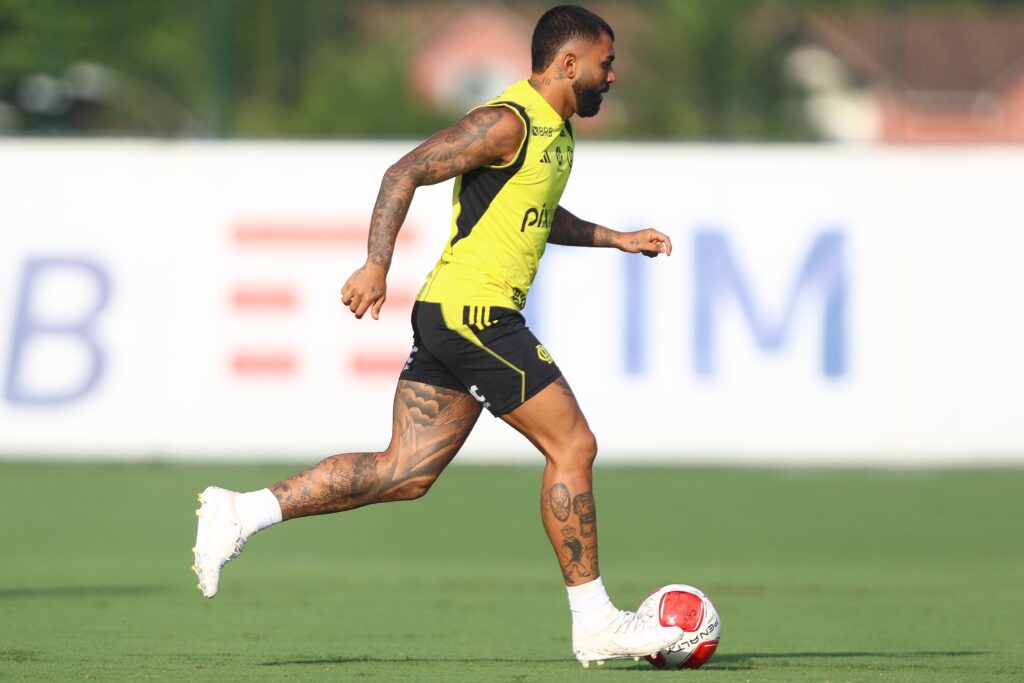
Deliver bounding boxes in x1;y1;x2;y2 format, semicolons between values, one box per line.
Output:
806;9;1024;142
408;4;531;111
808;9;1024;94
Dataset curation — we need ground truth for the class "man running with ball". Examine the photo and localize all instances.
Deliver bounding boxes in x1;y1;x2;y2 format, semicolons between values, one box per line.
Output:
193;5;681;666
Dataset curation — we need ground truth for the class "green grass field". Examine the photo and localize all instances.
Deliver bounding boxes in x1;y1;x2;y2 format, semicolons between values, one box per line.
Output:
1;462;1022;681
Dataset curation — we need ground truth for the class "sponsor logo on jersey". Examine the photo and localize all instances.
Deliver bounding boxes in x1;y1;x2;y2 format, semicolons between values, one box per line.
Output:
511;288;526;309
521;204;553;232
531;125;555;137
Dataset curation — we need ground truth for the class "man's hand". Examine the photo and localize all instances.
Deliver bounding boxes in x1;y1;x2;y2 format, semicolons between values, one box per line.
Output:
341;262;387;320
615;228;673;258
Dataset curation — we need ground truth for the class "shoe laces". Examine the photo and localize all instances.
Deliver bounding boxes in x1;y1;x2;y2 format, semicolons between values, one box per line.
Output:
608;609;650;635
229;522;247;558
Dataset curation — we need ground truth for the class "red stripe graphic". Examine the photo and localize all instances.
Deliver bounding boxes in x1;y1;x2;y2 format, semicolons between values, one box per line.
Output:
232;286;297;310
379;288;417;311
350;351;407;376
232;352;297;375
233;221;417;246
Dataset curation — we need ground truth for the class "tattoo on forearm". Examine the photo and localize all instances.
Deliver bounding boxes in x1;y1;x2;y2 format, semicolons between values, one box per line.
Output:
271;382;480;518
548;207;614;248
367;108;513;269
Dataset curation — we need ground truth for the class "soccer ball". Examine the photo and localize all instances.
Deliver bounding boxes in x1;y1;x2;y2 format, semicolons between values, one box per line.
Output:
638;584;721;669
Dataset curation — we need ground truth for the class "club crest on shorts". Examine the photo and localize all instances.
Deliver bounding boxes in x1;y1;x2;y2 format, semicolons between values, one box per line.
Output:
536;344;553;364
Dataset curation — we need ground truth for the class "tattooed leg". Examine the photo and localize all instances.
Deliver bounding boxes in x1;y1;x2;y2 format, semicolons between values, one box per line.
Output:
546;474;599;584
504;376;601;586
270;380;481;520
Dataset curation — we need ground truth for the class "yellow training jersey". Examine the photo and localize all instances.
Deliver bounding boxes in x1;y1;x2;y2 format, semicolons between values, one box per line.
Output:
416;79;575;310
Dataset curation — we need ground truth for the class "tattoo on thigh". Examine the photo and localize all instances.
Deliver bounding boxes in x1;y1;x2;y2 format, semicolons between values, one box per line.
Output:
573;490;596;537
400;382;447;426
548;483;571;522
399;382;471;427
554;375;575;398
379;382;480;501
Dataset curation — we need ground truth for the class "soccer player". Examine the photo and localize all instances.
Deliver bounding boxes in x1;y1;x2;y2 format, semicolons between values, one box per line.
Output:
193;5;681;667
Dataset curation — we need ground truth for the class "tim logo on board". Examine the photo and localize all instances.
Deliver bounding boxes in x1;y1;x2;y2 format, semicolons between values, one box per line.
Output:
4;257;111;405
693;229;847;378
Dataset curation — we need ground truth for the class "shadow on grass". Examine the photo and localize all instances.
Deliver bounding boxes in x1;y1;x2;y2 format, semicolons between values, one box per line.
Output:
262;656;567;666
0;585;166;599
263;651;990;670
673;651;990;672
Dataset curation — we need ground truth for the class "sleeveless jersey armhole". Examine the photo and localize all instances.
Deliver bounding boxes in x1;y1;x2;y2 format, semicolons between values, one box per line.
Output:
465;102;530;170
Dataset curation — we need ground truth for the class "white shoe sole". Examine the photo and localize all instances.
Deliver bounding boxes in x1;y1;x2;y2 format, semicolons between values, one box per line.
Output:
575;655;644;668
573;620;682;668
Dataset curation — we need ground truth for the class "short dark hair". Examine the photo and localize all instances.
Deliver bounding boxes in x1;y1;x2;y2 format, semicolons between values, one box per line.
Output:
531;5;614;73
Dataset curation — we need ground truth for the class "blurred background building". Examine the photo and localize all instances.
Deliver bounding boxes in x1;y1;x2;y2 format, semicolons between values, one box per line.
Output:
3;0;1023;143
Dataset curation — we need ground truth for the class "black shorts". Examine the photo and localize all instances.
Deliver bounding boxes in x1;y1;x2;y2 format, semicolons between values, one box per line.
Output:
399;301;562;417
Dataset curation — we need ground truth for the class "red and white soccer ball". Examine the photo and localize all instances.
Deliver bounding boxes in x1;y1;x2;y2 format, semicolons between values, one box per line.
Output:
638;584;721;669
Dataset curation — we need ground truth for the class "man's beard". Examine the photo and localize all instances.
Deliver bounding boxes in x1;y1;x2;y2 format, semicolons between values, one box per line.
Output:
573;77;607;118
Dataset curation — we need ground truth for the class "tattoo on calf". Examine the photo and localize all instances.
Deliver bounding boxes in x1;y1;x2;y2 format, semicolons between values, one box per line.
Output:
561;528;593;581
573;491;596;537
554;489;601;581
274;482;294;505
560;525;593;579
548;483;571;522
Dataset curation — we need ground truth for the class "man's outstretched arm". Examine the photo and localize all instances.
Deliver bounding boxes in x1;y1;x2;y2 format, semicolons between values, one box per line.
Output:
341;106;525;319
548;205;672;257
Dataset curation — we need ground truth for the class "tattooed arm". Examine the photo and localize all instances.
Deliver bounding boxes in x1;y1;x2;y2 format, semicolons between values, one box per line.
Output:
547;205;673;258
340;106;525;319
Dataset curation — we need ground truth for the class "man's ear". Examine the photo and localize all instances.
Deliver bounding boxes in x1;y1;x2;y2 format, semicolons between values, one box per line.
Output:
561;50;578;79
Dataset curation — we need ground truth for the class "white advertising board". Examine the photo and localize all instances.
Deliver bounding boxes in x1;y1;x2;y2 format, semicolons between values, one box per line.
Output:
1;141;1022;464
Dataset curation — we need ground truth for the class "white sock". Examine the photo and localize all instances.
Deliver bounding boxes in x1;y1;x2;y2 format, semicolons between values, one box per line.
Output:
234;488;283;538
566;576;617;630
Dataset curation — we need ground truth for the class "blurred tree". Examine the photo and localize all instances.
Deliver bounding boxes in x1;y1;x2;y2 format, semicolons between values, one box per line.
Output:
0;0;1018;140
0;0;208;134
229;0;451;137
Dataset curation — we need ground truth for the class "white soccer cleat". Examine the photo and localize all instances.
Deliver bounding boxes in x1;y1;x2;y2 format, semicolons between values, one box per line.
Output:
573;609;682;668
192;486;247;598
